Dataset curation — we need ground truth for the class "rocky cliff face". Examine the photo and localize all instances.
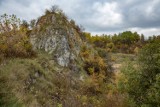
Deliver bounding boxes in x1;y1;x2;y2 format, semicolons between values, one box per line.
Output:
30;13;83;67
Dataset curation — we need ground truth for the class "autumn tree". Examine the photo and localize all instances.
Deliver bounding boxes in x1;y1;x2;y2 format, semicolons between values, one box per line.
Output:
0;14;35;57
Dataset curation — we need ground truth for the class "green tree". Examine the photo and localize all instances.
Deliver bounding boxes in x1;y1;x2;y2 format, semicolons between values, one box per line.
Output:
30;19;36;29
119;42;160;106
140;34;145;44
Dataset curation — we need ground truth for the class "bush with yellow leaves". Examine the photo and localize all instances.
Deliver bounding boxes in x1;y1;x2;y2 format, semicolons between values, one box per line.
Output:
0;14;35;58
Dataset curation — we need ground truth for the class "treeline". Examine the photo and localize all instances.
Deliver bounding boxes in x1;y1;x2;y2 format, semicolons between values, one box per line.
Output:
83;31;160;54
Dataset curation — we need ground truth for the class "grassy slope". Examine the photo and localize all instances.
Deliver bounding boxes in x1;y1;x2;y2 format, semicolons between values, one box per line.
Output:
0;51;90;107
0;51;138;107
110;53;136;72
0;52;66;107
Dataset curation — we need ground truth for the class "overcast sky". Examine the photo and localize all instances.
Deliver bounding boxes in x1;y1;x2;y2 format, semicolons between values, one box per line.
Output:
0;0;160;36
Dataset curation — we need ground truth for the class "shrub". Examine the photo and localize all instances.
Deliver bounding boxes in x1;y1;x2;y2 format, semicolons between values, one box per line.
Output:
118;42;160;106
0;14;36;58
96;48;108;58
80;45;111;79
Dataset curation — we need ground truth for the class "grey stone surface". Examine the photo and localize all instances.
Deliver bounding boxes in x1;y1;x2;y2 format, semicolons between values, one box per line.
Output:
30;13;82;67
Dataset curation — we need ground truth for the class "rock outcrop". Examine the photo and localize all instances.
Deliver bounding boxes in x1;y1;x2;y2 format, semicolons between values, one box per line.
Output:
30;12;83;67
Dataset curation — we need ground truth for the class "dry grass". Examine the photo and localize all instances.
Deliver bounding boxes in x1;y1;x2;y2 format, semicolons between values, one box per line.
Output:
0;51;133;107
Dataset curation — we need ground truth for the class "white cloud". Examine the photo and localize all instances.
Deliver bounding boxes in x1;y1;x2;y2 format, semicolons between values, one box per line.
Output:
128;27;160;37
0;0;160;36
91;2;123;27
0;0;53;21
91;27;160;38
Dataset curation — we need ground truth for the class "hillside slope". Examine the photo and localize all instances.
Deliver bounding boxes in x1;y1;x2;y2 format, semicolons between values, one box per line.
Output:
0;10;112;107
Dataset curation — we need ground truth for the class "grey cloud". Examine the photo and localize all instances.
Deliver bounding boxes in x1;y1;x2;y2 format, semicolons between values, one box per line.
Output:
121;0;160;28
54;0;160;33
0;0;53;21
0;0;160;36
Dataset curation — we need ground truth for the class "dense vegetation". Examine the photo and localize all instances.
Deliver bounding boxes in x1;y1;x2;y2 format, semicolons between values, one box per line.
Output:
0;14;35;59
83;31;160;54
117;40;160;106
0;6;160;107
